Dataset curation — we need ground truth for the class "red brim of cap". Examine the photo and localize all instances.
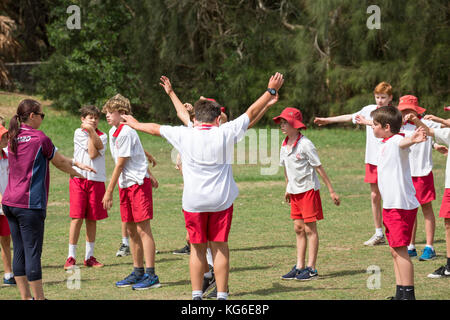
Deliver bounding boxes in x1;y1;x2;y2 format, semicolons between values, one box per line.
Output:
444;106;450;111
273;116;307;129
397;104;426;114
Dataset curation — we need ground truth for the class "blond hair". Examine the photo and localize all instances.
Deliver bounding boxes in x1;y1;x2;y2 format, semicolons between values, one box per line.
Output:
102;94;132;115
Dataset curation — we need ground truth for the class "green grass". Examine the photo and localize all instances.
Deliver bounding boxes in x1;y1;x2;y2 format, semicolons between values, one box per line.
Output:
0;91;448;300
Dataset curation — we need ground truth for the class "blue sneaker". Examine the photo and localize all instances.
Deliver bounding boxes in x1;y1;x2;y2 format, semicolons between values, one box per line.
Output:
131;273;161;290
3;277;16;286
295;267;318;281
419;247;436;261
281;265;303;280
408;248;417;257
115;272;145;288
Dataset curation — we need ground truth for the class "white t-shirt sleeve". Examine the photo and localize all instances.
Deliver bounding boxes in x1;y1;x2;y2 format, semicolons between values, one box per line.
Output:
302;140;322;167
160;125;184;151
98;134;108;156
279;148;285;167
222;114;250;142
115;133;132;158
351;107;364;124
434;128;450;147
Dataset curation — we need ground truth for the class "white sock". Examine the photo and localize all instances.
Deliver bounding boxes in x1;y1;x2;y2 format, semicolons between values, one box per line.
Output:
217;292;228;300
85;242;95;260
425;245;434;251
206;248;214;267
122;237;129;246
192;290;203;299
4;273;13;280
407;244;416;251
375;228;383;237
68;244;77;259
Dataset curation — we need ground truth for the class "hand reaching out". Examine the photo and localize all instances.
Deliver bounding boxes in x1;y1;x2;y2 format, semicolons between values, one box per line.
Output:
268;72;284;91
159;76;173;95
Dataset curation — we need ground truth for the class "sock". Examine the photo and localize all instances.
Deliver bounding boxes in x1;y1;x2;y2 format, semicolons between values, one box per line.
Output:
395;285;404;300
375;228;383;237
407;244;416;251
402;286;415;300
217;292;228;300
68;244;77;259
134;267;145;277
122;237;129;246
192;290;202;299
425;245;434;251
85;242;95;260
145;267;155;275
206;248;214;267
4;273;13;280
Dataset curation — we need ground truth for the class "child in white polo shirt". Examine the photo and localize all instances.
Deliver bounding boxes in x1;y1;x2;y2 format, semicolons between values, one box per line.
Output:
64;106;108;270
398;95;443;261
371;106;426;300
274;107;340;281
121;72;284;300
314;82;393;246
404;115;450;279
102;94;160;291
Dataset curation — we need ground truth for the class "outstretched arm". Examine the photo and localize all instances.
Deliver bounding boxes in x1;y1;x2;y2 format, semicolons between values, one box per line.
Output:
120;115;161;136
248;94;279;129
159;76;190;126
399;127;427;149
51;151;96;178
314;114;353;126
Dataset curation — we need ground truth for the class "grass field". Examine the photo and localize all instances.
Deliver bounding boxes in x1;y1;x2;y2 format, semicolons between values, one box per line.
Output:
0;91;448;300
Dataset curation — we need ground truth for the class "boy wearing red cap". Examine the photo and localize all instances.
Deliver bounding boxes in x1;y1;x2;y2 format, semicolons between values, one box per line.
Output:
0;123;15;286
398;95;443;261
314;82;393;246
275;107;340;281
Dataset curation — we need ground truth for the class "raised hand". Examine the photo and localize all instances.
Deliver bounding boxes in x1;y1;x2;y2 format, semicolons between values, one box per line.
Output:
159;76;173;95
411;127;427;143
266;93;279;107
268;72;284;91
120;114;139;129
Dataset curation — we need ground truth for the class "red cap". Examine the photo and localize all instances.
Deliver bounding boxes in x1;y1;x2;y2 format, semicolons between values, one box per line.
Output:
397;95;426;114
0;125;8;140
273;108;307;129
444;106;450;112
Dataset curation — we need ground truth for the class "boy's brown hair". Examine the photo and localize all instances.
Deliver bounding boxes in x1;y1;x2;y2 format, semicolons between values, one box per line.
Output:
194;99;221;123
371;105;402;134
79;105;101;119
374;82;393;96
102;94;132;115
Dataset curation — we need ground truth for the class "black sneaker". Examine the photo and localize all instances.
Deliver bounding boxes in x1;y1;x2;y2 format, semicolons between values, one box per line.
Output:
281;265;303;280
427;265;450;279
173;244;190;255
206;287;229;299
193;296;202;300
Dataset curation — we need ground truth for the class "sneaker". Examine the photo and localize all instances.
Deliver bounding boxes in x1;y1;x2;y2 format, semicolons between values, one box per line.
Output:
193;296;202;300
64;257;76;270
408;248;417;257
364;234;386;246
295;267;318;281
173;244;190;255
427;265;450;279
84;256;104;268
281;265;303;280
419;247;436;261
202;276;216;297
116;243;131;257
206;287;229;299
3;277;16;286
131;273;161;290
116;272;145;288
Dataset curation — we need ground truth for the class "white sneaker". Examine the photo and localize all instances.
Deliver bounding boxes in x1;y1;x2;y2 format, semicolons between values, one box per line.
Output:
116;243;131;257
364;234;386;246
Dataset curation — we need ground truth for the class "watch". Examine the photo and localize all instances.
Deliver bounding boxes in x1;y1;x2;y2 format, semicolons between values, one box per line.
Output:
267;88;277;95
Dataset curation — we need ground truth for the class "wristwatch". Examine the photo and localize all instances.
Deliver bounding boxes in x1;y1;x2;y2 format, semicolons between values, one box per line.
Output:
267;88;277;95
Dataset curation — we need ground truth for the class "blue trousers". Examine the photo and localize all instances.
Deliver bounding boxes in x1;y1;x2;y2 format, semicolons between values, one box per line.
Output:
2;205;46;281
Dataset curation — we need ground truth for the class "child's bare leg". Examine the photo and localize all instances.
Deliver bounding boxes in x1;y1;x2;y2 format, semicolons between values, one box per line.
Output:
294;219;306;269
421;202;435;246
209;242;229;293
0;236;12;274
69;218;83;245
445;219;450;258
121;221;128;239
126;222;144;268
370;183;383;229
15;276;32;300
305;221;319;270
391;246;414;286
29;279;45;300
85;219;96;243
390;247;402;285
136;220;156;268
189;242;208;291
410;216;417;246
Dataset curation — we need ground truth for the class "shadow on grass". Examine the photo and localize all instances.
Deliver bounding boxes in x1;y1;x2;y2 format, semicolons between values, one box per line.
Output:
160;279;191;287
319;269;367;279
414;239;445;245
230;245;295;252
230;265;271;273
232;281;355;297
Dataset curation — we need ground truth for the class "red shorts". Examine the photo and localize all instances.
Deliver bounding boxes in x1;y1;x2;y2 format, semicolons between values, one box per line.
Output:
70;178;108;220
364;164;378;184
412;172;436;205
0;215;10;237
183;205;233;244
119;178;153;223
382;208;418;248
439;188;450;218
290;189;323;222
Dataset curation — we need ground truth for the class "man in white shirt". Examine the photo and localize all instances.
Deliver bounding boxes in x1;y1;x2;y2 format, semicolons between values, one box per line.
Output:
121;72;284;300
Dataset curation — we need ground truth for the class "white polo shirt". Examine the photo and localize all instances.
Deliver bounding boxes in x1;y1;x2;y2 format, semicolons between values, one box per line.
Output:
352;104;383;165
433;128;450;188
160;113;250;212
109;124;149;188
377;134;419;210
401;119;440;177
279;134;321;194
73;128;108;182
